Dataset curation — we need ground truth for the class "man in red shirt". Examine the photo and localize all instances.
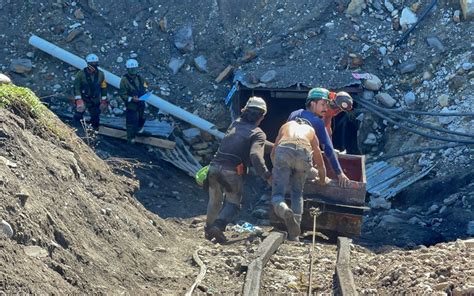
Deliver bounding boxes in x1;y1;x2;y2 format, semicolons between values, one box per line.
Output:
323;91;353;138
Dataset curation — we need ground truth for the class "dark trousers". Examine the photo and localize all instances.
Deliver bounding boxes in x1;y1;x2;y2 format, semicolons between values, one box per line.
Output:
74;101;101;129
126;102;145;141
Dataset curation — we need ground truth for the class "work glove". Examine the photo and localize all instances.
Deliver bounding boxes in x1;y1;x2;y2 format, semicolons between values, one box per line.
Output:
99;98;108;113
76;98;85;113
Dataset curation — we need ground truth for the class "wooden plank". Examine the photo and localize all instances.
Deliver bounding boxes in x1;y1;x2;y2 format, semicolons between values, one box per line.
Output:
242;259;262;296
215;65;234;83
336;237;358;296
255;232;286;266
243;232;286;296
98;126;175;149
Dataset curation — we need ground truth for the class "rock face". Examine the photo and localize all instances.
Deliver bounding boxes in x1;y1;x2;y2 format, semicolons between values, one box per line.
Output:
174;26;194;53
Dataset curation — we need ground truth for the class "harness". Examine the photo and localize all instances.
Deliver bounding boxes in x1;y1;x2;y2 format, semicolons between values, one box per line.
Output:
81;69;101;99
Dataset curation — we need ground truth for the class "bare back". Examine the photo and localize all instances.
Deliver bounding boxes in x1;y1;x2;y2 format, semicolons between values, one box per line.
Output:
276;120;315;144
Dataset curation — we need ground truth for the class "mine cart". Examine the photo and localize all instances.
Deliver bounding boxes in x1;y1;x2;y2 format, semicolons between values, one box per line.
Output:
269;153;368;237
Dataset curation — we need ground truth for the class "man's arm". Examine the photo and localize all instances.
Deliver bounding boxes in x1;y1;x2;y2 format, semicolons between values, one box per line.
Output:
271;127;283;164
309;131;327;185
73;71;83;98
249;131;272;182
119;78;129;103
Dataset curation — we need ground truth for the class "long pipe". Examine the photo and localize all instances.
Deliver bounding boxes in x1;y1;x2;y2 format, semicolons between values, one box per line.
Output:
28;35;224;139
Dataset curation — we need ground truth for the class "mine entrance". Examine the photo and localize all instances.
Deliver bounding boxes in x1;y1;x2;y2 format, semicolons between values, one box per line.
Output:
232;85;361;154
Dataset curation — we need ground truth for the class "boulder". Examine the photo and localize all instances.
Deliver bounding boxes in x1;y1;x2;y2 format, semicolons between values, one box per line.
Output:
174;26;194;53
375;92;396;107
10;58;33;74
0;73;11;84
362;74;382;91
400;7;418;27
168;58;185;74
259;70;276;83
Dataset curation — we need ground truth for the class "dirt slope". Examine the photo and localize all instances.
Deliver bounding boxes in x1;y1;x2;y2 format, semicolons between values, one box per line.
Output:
0;84;199;294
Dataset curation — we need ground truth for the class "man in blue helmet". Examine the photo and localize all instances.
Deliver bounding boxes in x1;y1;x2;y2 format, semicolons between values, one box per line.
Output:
119;59;149;143
73;53;108;130
288;87;350;188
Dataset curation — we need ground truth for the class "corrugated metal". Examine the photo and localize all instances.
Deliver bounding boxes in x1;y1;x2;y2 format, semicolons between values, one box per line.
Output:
366;161;435;200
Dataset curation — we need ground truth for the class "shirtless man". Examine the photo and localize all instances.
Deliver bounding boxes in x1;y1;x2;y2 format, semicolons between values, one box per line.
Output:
270;118;327;241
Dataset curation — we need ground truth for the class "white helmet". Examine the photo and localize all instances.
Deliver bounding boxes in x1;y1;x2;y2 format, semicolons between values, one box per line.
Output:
126;59;139;69
85;53;99;63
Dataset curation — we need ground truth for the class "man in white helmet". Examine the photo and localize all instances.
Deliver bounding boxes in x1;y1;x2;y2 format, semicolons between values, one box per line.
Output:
205;96;272;243
119;59;149;143
73;53;108;129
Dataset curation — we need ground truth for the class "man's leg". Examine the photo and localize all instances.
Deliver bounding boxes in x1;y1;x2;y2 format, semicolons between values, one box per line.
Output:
137;102;146;133
206;168;224;227
126;108;138;143
88;103;101;130
271;146;300;240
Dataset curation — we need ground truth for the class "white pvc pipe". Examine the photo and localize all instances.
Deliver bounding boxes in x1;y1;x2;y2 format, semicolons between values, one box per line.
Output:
28;35;224;139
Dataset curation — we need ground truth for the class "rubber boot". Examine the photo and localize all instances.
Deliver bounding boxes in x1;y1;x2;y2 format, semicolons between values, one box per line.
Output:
205;219;227;244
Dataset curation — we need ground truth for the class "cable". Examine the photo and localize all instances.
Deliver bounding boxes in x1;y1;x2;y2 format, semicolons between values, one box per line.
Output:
354;97;474;138
355;99;474;144
365;143;470;164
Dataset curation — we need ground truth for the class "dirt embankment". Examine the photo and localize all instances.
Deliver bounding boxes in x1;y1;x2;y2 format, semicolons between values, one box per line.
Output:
0;85;200;294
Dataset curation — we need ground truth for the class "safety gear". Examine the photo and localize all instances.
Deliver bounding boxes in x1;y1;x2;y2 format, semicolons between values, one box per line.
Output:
195;165;209;187
126;59;139;69
76;99;85;113
306;87;330;105
335;91;353;111
99;100;108;113
85;54;99;63
243;96;267;114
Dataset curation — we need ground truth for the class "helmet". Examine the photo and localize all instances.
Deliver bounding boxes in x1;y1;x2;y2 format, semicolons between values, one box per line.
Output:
244;96;267;114
306;87;330;105
126;59;139;69
335;91;353;111
85;54;99;63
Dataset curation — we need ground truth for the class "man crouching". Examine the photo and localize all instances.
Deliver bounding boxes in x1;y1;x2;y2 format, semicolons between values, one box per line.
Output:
271;118;327;241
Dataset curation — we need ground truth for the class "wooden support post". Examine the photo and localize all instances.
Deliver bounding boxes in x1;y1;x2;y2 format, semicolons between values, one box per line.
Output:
336;237;358;296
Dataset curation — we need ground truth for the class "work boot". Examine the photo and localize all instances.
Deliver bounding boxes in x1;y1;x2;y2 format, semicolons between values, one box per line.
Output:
205;225;227;244
283;208;301;241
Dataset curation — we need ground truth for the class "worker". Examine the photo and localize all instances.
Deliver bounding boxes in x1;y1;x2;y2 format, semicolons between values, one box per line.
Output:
288;87;351;188
323;91;353;138
205;96;272;243
119;59;148;143
271;119;327;241
73;53;108;130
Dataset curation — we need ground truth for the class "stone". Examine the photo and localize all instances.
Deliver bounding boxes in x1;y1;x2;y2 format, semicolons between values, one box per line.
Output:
182;128;201;144
400;7;418;27
346;0;366;16
363;74;382;91
438;108;456;125
116;56;123;63
434;282;451;291
362;90;375;100
369;197;391;209
10;58;32;74
462;62;473;71
378;215;404;227
460;0;474;20
449;75;467;92
372;0;383;11
65;28;83;42
443;195;458;205
363;133;377;145
423;71;433;80
112;108;123;116
192;142;209;150
109;99;119;108
174;26;194;53
0;73;11;84
168;58;185;74
74;8;84;19
404;91;416;106
379;46;387;56
438;94;449;107
1;220;14;238
453;10;461;23
427;204;439;215
384;0;394;12
399;61;418;74
465;238;474;248
24;246;48;258
375;93;397;107
467;221;474;235
259;70;276;83
0;156;17;167
426;36;445;52
193;55;208;73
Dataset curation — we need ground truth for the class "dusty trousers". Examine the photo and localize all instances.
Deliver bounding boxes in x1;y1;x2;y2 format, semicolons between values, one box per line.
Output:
206;163;243;229
125;101;145;141
271;139;313;224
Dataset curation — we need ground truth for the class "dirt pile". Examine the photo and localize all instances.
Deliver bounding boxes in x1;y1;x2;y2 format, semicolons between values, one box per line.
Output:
0;84;199;294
